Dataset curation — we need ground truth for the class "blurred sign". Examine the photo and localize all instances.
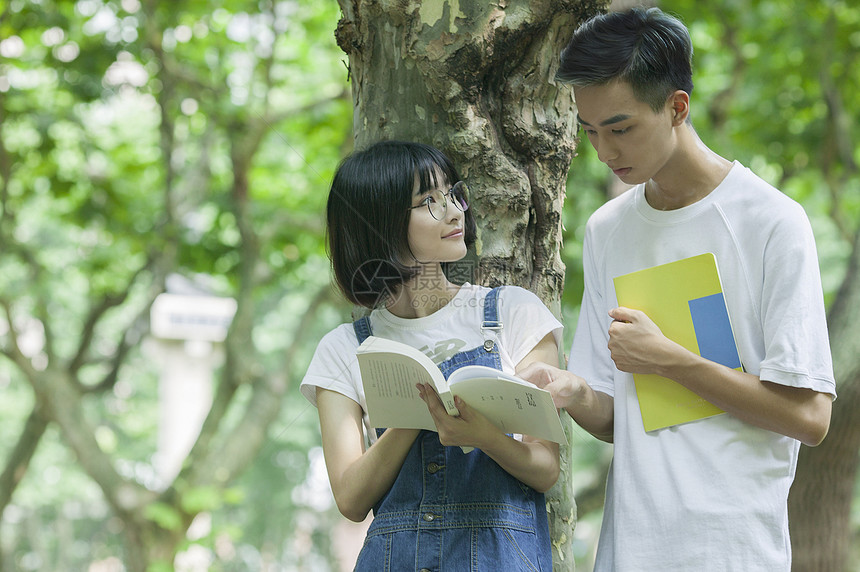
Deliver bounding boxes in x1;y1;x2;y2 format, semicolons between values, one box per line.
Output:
151;293;237;342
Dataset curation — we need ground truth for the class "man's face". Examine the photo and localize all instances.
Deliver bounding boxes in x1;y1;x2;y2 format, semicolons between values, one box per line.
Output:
574;81;677;186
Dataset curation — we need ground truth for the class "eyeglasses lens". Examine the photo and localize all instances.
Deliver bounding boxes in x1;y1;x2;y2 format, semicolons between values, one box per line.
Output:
430;183;469;220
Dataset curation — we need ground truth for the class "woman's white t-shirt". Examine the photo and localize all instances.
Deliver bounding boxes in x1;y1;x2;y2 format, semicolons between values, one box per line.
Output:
302;283;563;439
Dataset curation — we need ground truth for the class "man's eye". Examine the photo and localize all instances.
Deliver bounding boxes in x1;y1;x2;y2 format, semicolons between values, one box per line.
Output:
612;127;630;135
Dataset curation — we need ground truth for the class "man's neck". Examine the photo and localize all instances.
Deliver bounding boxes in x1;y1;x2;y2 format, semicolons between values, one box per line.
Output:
646;130;733;211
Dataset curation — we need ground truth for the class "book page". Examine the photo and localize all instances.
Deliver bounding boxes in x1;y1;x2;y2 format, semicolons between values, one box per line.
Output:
358;353;438;431
448;365;530;387
363;358;431;400
449;371;566;444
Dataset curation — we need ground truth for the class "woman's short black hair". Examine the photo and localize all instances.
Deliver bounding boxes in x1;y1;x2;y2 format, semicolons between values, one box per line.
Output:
557;7;694;112
326;140;477;308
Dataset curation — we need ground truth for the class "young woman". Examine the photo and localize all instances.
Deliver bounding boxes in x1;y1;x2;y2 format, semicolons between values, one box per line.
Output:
300;140;562;571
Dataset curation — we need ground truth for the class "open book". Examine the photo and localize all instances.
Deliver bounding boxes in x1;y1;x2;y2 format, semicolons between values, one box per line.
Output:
356;336;567;447
613;252;743;432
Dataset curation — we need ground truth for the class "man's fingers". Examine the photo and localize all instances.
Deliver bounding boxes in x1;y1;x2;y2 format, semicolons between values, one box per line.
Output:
609;306;636;323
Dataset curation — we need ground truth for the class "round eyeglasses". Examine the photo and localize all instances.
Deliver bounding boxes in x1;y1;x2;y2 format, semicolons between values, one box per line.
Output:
409;181;469;221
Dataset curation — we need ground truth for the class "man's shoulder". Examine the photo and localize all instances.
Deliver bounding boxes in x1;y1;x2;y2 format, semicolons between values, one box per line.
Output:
719;162;808;220
586;186;639;227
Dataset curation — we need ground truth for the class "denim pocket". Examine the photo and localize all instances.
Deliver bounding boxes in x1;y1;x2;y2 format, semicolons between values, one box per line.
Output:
470;526;543;571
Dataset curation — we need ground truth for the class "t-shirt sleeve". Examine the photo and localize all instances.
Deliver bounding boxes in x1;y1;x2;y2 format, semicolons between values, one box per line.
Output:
497;286;563;367
299;323;365;408
568;223;616;396
758;206;836;397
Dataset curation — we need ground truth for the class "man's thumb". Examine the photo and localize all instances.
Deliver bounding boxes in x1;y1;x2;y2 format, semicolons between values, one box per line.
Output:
609;306;634;323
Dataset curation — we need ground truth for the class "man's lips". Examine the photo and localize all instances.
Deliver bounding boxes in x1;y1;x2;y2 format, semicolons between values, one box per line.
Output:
612;167;631;177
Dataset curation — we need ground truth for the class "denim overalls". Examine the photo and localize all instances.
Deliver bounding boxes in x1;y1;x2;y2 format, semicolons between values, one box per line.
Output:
352;288;553;572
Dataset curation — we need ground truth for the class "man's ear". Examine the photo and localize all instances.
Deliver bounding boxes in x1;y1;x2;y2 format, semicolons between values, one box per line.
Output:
668;90;690;125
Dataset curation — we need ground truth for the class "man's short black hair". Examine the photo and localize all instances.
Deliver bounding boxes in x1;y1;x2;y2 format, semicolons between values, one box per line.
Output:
326;140;477;308
557;7;694;112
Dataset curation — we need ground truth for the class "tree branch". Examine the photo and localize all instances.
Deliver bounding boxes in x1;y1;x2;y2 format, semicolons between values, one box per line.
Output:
817;7;857;244
0;403;50;520
182;283;336;488
75;260;164;394
24;363;153;518
69;291;131;378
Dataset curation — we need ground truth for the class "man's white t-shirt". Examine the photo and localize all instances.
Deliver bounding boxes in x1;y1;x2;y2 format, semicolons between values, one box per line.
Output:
302;284;563;439
569;162;836;571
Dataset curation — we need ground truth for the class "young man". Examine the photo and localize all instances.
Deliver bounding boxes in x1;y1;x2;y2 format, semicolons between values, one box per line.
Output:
519;7;836;571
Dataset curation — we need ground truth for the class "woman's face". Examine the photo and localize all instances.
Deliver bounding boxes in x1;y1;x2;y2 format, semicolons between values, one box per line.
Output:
405;168;468;265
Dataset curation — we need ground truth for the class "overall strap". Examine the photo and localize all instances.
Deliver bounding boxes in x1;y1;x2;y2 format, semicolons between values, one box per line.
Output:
480;287;504;352
352;315;373;345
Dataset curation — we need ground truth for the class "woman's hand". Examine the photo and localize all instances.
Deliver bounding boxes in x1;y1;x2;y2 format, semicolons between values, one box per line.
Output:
417;383;498;450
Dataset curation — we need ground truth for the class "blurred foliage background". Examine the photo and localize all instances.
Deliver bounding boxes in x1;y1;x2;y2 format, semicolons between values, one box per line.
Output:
0;0;857;570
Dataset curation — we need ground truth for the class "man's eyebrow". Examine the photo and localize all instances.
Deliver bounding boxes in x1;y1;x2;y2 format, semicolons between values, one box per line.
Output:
577;113;631;127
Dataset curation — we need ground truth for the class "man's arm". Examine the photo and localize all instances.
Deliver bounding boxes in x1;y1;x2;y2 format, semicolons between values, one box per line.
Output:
518;361;615;443
608;306;832;446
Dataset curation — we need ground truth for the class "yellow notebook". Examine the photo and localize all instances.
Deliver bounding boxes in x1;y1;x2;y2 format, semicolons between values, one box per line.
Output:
613;253;742;432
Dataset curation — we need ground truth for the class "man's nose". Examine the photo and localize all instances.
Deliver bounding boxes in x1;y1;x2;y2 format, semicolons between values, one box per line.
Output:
596;139;619;164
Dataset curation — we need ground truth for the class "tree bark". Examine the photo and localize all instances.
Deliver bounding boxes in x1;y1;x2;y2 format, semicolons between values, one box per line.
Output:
788;6;859;568
335;1;609;568
789;226;860;572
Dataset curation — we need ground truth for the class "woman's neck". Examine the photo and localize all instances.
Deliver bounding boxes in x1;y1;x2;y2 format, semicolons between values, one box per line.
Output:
386;264;461;319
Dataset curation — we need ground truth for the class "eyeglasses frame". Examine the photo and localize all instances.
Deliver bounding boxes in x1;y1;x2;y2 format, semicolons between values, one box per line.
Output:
408;181;470;221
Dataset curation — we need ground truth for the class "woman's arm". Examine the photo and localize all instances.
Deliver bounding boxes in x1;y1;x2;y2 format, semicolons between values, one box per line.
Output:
418;333;562;492
316;387;420;522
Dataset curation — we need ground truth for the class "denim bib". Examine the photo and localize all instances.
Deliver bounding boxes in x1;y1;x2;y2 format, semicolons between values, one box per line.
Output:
352;287;552;571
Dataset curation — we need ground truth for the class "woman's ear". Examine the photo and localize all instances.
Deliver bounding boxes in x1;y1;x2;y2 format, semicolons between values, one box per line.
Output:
669;90;690;125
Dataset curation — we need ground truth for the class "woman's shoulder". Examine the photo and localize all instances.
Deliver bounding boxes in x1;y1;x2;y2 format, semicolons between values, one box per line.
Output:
315;321;361;354
456;283;548;308
497;284;546;306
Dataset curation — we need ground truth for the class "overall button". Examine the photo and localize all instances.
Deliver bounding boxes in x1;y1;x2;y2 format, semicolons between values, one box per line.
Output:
422;512;439;522
483;339;495;351
420;569;432;572
427;462;442;474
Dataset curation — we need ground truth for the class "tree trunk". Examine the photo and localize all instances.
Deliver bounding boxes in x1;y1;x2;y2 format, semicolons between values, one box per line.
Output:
335;1;609;568
788;5;859;568
789;226;860;572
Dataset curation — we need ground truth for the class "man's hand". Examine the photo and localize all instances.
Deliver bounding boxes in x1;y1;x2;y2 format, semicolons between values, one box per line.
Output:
607;309;832;446
517;362;585;411
519;362;615;443
608;306;683;375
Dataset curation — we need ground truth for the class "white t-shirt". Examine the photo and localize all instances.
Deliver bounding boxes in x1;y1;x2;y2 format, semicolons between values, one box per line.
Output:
569;162;836;571
302;284;563;439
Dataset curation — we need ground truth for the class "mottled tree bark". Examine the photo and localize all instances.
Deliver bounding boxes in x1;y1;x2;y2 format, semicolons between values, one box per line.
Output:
335;1;609;568
789;227;860;572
